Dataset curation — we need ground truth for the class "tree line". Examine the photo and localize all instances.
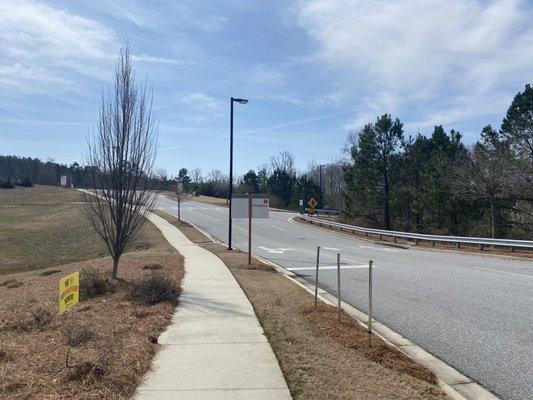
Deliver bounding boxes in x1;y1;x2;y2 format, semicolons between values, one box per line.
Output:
344;85;532;239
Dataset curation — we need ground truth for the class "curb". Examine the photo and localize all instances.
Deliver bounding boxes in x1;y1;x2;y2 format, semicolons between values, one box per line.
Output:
169;211;501;400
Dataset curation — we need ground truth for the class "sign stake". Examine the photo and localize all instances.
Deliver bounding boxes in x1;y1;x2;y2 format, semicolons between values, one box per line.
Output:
337;253;341;323
248;193;252;265
314;246;320;307
368;259;373;347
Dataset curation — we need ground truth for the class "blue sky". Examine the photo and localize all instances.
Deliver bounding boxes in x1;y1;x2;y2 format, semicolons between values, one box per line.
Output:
1;0;533;177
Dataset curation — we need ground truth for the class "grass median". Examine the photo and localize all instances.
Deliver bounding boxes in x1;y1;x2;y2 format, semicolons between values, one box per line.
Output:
155;210;449;400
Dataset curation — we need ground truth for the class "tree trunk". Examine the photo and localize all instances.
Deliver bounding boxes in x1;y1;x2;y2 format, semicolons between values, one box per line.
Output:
112;256;120;279
489;198;496;239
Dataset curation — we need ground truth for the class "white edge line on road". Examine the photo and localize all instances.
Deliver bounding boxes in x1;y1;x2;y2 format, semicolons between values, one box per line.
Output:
272;225;286;231
473;266;533;279
287;264;369;271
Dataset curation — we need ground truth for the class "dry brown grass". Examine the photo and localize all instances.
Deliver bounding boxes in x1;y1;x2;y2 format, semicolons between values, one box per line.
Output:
157;211;448;400
0;185;169;275
0;249;184;400
296;216;533;259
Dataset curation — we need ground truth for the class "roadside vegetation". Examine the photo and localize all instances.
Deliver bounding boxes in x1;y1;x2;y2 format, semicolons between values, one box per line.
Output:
156;210;449;400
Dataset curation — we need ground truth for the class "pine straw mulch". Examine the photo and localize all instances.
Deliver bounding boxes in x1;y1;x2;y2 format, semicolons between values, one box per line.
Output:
156;210;448;400
0;250;184;400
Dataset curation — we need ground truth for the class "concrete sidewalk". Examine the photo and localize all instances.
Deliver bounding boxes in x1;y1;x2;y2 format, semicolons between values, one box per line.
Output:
135;213;291;400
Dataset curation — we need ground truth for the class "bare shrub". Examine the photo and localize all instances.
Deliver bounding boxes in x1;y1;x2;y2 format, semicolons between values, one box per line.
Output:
80;268;114;299
131;309;149;319
64;333;122;382
130;273;180;305
142;263;162;270
61;323;94;347
0;279;23;289
39;269;62;276
5;307;53;332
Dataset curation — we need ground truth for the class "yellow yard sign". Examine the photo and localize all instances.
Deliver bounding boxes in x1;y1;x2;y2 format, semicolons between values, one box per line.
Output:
59;271;79;315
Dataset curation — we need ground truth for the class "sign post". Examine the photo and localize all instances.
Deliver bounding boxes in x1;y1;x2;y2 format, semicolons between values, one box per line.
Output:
248;193;252;265
230;194;269;266
59;271;79;315
176;180;183;221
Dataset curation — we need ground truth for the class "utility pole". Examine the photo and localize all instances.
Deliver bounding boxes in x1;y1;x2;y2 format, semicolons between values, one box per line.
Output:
319;164;325;209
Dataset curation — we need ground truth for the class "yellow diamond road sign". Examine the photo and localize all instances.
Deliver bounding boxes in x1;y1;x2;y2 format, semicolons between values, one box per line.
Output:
59;271;79;315
308;197;318;208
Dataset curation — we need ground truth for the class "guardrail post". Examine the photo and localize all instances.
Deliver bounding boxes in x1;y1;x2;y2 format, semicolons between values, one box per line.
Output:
479;244;484;251
368;259;373;347
456;242;460;249
337;253;341;323
314;246;320;307
415;238;419;245
394;237;397;243
432;240;435;247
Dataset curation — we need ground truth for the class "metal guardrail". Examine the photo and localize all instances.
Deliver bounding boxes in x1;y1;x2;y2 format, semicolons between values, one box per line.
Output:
299;214;533;250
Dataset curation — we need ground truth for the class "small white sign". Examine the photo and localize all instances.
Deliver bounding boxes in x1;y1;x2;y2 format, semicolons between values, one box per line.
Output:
231;195;269;219
60;175;67;187
299;199;303;206
176;182;183;194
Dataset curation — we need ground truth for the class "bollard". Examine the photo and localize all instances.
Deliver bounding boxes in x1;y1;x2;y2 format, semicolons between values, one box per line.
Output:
314;246;320;307
368;259;373;347
337;253;341;323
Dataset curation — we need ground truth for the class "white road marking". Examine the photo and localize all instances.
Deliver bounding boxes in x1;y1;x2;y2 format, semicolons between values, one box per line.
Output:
359;245;398;252
272;225;286;231
322;247;341;251
258;246;294;254
287;264;371;271
474;267;533;279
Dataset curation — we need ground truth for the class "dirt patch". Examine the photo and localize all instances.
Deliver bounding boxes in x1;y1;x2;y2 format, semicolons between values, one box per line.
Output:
0;250;184;400
295;216;533;259
157;212;448;400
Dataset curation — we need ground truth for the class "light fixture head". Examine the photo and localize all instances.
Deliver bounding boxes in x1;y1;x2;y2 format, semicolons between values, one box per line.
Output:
233;98;249;104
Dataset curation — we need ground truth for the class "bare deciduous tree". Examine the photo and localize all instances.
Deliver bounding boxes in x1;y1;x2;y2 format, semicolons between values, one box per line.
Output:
269;151;295;175
190;167;203;184
84;44;158;279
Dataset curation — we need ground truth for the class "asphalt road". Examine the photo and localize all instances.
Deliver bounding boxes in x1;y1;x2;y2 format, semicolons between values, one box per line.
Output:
156;195;533;400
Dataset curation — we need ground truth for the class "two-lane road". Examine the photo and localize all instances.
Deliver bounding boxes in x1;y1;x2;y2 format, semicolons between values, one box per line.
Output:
156;195;533;400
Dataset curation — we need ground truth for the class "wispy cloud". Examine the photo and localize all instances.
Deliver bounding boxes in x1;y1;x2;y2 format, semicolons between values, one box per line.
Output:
296;0;533;129
180;93;221;111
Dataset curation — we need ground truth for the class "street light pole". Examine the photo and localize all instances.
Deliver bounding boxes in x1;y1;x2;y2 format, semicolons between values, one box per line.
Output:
228;98;234;250
228;97;248;250
319;164;325;209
